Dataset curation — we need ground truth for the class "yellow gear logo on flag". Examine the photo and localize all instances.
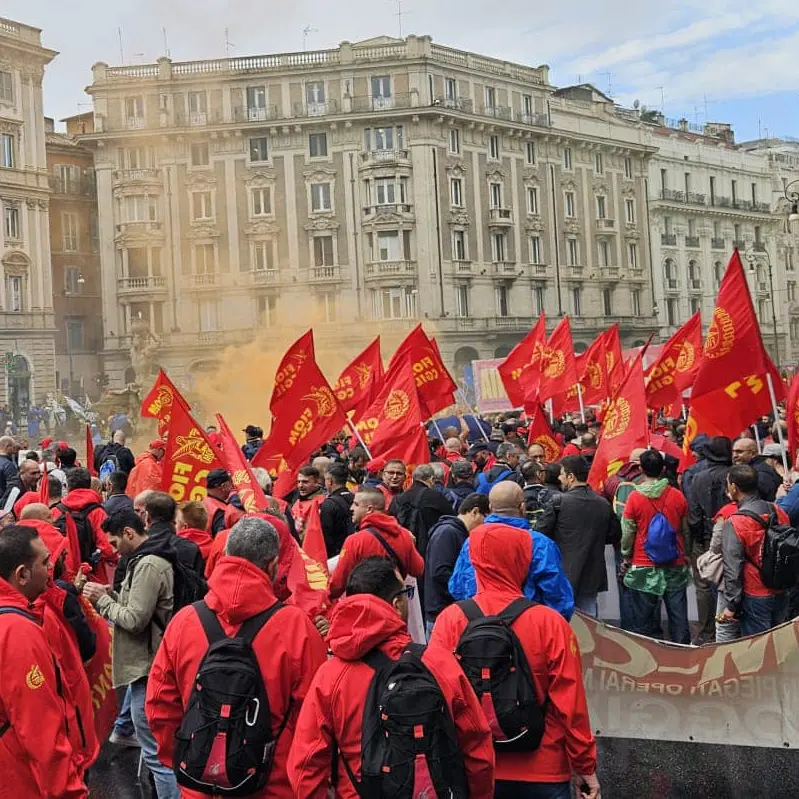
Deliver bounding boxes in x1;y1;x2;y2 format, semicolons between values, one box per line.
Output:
585;361;603;390
302;386;337;418
383;389;410;420
354;363;373;390
173;428;216;464
603;397;631;440
535;434;561;463
148;385;174;416
606;351;616;375
543;348;566;378
704;308;735;359
675;340;696;372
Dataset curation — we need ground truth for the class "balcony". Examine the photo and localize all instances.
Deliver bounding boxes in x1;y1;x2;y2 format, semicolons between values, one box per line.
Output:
492;261;518;277
364;260;417;280
188;272;220;289
687;192;707;206
309;265;342;283
351;93;412;113
435;96;474;114
249;269;280;285
531;263;549;277
660;189;685;202
596;218;616;231
126;116;146;130
453;260;473;275
360;149;411;167
598;265;621;281
661;233;677;246
711;238;725;250
117;276;167;294
488;207;513;226
113;168;161;184
115;221;163;236
733;239;747;249
517;111;550;127
231;105;281;124
685;236;700;248
293;100;342;117
49;175;96;197
480;104;512;121
689;278;702;292
493;316;532;331
665;277;679;291
566;264;584;279
363;203;414;218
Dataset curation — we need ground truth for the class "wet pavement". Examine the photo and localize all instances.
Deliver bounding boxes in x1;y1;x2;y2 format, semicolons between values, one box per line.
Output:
88;744;153;798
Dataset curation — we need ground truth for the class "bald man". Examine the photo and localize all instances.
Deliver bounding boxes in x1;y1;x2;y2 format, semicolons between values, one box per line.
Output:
732;437;781;501
19;502;52;523
446;480;574;619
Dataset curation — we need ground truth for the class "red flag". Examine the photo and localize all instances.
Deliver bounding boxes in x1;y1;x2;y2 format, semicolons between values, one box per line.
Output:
498;315;546;408
588;354;649;491
141;369;188;438
645;313;703;410
526;405;563;462
39;459;50;505
214;414;270;514
83;600;117;743
85;425;96;477
604;324;624;393
333;337;384;421
577;331;610;407
160;400;224;502
787;376;799;458
270;330;315;419
387;324;457;416
537;316;578;402
301;502;329;575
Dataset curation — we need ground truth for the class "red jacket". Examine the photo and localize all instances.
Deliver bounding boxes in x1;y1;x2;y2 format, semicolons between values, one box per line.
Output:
329;511;424;599
203;496;244;536
146;556;327;799
126;452;163;497
623;485;689;567
53;488;115;581
287;594;495;798
178;526;214;563
430;522;597;784
0;578;88;799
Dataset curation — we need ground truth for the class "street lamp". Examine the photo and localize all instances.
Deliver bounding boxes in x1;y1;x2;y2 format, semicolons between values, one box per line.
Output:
745;247;780;368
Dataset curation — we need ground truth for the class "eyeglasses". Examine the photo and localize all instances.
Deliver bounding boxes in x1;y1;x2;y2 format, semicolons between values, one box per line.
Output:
392;585;415;601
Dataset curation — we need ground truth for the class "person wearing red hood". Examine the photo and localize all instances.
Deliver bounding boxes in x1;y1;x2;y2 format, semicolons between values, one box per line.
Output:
0;524;88;798
19;505;100;781
126;439;166;499
146;516;327;799
430;521;599;799
176;500;214;562
329;486;424;600
288;557;495;798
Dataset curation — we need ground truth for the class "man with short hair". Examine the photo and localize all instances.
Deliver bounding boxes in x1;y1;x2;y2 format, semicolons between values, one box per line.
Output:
203;468;244;537
126;440;166;498
718;465;790;636
176;500;213;562
0;525;88;798
241;424;264;461
104;470;134;515
537;455;619;617
521;459;553;527
289;465;326;538
732;437;782;501
288;557;495;797
329;487;424;599
0;435;19;497
145;491;205;575
4;458;40;514
319;462;354;557
527;442;546;465
146;516;327;798
83;509;180;798
477;441;524;492
448;458;476;513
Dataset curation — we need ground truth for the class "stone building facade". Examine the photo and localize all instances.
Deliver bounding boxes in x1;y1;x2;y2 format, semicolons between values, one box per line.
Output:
0;17;58;420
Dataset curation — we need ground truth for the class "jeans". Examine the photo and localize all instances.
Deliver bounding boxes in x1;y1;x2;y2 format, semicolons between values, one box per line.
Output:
425;619;435;641
615;549;633;631
689;538;716;643
113;685;134;736
715;592;740;643
740;593;788;637
628;586;691;644
575;592;598;618
129;678;180;799
495;780;572;798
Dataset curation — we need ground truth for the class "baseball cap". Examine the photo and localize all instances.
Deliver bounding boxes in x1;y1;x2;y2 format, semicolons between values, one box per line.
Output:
206;468;231;488
762;443;785;459
149;439;166;451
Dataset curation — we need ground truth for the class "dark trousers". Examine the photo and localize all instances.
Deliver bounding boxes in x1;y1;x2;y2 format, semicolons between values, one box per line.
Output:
495;780;572;798
740;593;788;637
689;538;716;643
628;586;691;644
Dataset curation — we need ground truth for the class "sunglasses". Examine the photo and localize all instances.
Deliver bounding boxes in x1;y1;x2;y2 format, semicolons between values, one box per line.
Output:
392;585;415;601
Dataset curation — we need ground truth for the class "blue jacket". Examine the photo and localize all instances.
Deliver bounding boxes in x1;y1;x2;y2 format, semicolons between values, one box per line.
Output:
777;483;799;527
448;513;575;620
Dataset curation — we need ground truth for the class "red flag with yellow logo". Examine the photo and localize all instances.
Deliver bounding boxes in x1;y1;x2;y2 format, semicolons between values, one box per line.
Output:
588;353;649;491
269;330;315;419
160;400;224;503
787;376;799;459
645;312;703;410
527;404;563;461
603;324;624;394
141;369;187;438
498;315;546;408
537;316;578;403
213;413;270;514
333;337;384;421
578;331;611;407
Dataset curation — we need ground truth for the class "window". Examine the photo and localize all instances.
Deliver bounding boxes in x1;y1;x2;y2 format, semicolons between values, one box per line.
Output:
665;258;677;283
1;134;14;169
444;77;457;102
495;285;509;317
628;242;638;269
563;147;572;170
188;91;207;114
709;176;716;205
793;319;799;342
316;293;337;323
192;191;213;220
667;298;677;326
731;179;738;204
491;232;507;262
525;141;536;165
252;240;274;272
3;203;19;239
258;295;277;327
195;243;216;274
596;195;607;219
249;136;269;162
631;289;642;316
448;128;461;154
527;186;539;215
688;219;696;239
199;300;217;332
452;230;467;261
534;285;545;315
684;172;691;196
567;238;579;266
624;157;633;179
625;198;636;224
602;288;613;316
190;142;210;167
311;183;331;212
752;182;758;205
65;267;83;295
488;135;500;160
450;178;463;207
309;132;328;158
489;182;502;209
247;85;266;114
306;81;325;106
314;236;335;267
485;86;496;110
595;152;604;174
789;283;798;303
123;195;157;222
6;275;22;312
565;191;576;218
366;126;404;152
373;287;416;319
371;76;392;100
522;94;533;119
66;318;84;351
62;212;78;251
125;96;144;123
375;177;405;205
755;225;762;244
89;214;99;253
455;284;470;317
572;287;582;316
529;235;542;264
598;240;610;267
0;71;12;104
376;231;401;261
118;146;152;170
788;250;795;273
251;187;272;217
660;168;667;192
734;223;741;242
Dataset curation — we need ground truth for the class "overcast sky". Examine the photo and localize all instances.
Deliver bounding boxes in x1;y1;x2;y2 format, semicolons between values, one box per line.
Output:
5;0;798;141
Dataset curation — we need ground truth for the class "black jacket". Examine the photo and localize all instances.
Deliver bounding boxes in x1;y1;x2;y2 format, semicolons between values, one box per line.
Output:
688;460;730;544
56;579;97;662
751;456;782;502
0;454;19;499
449;481;475;513
536;484;619;597
389;481;454;558
423;515;469;622
319;487;354;558
104;493;134;516
94;441;135;475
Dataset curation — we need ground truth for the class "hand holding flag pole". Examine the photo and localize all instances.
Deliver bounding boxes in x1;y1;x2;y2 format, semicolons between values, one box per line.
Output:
455;386;490;444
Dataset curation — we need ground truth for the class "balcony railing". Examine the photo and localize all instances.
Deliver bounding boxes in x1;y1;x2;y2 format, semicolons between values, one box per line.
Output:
493;316;531;330
711;238;725;250
49;175;96;197
309;265;341;282
660;189;685;202
689;278;702;291
453;260;473;275
488;207;513;225
492;261;518;276
231;105;281;123
364;260;416;277
189;272;219;287
531;264;549;276
517;111;550;127
752;242;767;253
360;149;411;166
480;104;512;121
250;269;280;284
293;100;342;117
117;276;166;292
685;236;700;248
597;218;615;230
114;168;161;182
115;221;162;234
435;96;474;114
733;239;747;249
661;233;677;246
363;203;413;217
665;278;679;290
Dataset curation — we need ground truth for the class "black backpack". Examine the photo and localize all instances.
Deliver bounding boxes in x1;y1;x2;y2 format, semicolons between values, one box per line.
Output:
340;643;468;799
173;600;288;796
735;507;799;590
454;598;547;752
54;502;103;564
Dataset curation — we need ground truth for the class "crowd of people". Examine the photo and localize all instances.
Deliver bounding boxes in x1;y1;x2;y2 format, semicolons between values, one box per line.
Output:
0;406;797;798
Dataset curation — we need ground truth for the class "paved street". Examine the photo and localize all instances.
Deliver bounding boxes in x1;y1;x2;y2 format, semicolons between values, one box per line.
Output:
88;745;153;798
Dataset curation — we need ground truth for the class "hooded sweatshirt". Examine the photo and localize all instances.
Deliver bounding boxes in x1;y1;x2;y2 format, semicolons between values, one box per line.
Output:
146;556;327;799
430;523;596;784
54;487;115;580
329;511;424;599
126;451;163;498
287;594;495;798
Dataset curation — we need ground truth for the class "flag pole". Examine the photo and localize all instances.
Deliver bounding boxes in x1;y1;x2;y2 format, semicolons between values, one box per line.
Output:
576;383;586;424
346;418;373;461
766;371;790;477
429;416;446;442
547;398;554;425
455;386;490;444
752;424;762;455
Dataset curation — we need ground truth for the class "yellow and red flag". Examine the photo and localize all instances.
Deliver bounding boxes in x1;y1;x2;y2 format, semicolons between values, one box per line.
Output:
140;369;187;438
269;330;315;419
526;404;563;462
537;316;578;402
334;337;384;421
498;315;546;408
603;324;624;394
786;376;799;459
214;413;270;514
645;312;703;410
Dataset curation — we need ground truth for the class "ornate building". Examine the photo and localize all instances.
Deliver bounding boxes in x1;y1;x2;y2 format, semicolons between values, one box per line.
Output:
0;17;58;420
82;35;658;389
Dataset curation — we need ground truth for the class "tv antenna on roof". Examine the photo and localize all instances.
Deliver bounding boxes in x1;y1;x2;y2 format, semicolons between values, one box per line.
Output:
392;0;409;38
224;28;236;58
302;26;319;51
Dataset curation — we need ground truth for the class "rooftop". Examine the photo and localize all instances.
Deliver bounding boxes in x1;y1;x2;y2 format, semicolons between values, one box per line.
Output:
0;15;57;60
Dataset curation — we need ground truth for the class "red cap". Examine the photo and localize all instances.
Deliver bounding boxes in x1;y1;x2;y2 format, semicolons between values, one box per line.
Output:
40;437;54;449
366;457;386;473
149;439;167;450
57;441;68;451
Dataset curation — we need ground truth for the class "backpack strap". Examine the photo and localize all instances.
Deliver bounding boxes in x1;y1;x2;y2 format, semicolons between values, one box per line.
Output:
364;527;407;579
498;597;536;626
361;647;394;673
194;599;285;646
457;598;484;623
237;601;285;646
733;508;773;529
0;606;39;624
194;600;227;645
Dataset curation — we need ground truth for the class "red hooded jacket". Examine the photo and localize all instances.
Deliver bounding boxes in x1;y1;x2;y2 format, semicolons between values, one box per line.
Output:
126;452;163;498
52;488;115;581
0;578;88;799
146;556;327;799
177;526;214;563
329;512;424;599
430;523;597;784
287;594;495;798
